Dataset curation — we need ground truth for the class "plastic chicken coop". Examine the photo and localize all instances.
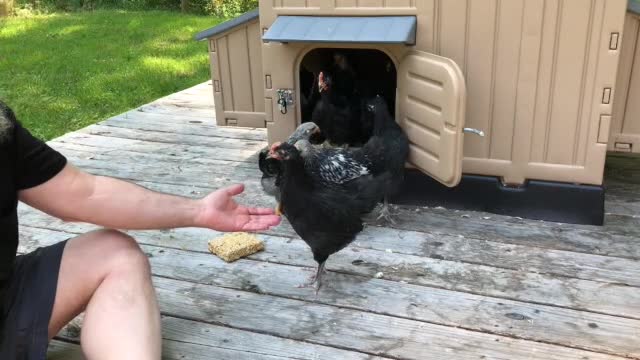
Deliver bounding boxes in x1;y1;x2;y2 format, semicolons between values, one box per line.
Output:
611;2;640;154
195;0;637;225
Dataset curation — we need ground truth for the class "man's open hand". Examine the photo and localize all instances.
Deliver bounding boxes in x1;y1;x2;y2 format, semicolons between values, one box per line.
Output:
196;184;281;232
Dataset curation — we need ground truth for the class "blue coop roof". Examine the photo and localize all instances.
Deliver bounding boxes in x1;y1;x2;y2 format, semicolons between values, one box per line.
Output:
262;16;417;45
194;9;259;41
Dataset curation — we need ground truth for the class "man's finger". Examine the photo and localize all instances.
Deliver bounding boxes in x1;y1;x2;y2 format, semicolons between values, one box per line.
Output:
246;207;276;215
241;215;281;231
223;184;245;197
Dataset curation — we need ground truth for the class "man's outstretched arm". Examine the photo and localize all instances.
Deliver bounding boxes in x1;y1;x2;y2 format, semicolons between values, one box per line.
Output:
19;164;281;231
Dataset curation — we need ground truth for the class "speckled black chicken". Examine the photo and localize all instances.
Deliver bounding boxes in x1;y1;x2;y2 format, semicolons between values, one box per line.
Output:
267;140;390;293
291;96;409;224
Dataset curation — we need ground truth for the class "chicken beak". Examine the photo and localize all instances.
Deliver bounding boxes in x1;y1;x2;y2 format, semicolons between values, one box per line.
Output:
275;202;282;216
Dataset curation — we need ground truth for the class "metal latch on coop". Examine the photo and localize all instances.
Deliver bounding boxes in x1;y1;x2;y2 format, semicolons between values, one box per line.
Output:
463;128;485;137
276;89;295;114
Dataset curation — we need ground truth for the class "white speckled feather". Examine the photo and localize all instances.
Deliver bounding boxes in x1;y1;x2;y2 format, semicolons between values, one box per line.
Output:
316;151;370;184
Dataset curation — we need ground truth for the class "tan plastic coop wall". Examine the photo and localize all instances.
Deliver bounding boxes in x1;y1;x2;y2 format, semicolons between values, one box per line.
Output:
259;0;626;186
207;19;265;127
610;11;640;154
206;0;627;186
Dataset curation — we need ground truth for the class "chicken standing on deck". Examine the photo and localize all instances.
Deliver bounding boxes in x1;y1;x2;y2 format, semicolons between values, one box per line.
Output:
360;95;409;224
267;141;391;293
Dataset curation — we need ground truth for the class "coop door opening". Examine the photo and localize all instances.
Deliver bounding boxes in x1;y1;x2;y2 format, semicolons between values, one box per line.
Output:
298;48;397;146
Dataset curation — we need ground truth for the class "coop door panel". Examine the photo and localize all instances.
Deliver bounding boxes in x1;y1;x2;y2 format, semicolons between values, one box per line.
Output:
398;50;466;187
211;21;266;128
610;12;640;153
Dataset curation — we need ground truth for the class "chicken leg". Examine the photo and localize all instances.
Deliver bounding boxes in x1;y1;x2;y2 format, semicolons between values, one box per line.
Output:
376;197;398;225
296;261;326;295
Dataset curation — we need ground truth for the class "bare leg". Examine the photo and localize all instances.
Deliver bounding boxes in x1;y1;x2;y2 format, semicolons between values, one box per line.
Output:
48;229;161;360
377;197;397;224
296;261;327;294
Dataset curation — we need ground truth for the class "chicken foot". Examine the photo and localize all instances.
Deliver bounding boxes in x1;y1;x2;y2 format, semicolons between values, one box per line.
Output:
376;197;398;225
296;261;326;295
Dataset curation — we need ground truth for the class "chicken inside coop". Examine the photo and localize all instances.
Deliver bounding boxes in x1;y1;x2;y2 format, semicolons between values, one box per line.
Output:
299;48;397;148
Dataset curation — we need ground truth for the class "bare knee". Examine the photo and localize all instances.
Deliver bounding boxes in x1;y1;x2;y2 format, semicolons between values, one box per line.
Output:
90;229;151;277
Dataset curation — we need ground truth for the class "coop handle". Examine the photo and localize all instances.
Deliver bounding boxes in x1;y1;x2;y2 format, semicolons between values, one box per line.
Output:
463;128;485;137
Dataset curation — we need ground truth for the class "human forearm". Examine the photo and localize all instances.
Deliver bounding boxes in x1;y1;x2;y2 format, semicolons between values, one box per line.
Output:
20;164;203;229
76;175;203;230
20;164;281;232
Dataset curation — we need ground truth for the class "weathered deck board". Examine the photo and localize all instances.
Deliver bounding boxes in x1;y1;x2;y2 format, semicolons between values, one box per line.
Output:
28;82;640;359
53;315;383;360
136;103;216;119
152;278;631;360
21;226;640;358
19;217;640;322
20;195;640;289
48;265;637;360
49;336;317;360
100;112;267;140
77;124;266;150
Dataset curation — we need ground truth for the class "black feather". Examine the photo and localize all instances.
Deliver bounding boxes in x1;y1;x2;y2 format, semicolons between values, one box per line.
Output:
258;146;281;198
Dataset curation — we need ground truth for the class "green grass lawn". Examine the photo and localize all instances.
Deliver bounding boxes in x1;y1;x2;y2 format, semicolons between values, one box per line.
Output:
0;10;222;140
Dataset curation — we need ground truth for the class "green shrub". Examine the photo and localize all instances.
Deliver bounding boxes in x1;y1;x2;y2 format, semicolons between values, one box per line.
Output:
210;0;256;17
14;0;257;15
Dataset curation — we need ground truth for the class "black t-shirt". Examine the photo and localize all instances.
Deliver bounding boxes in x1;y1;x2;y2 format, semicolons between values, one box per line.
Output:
0;102;67;292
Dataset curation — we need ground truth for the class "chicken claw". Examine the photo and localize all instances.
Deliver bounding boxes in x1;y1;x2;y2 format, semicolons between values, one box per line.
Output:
376;199;398;225
295;262;326;295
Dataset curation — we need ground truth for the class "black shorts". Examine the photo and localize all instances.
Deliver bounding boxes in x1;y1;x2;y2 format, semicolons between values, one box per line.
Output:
1;240;68;360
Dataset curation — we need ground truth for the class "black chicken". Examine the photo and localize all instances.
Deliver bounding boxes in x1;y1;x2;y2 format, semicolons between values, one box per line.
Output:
354;56;397;117
360;95;409;223
267;140;390;293
258;122;323;200
330;52;357;99
258;146;281;198
310;70;363;147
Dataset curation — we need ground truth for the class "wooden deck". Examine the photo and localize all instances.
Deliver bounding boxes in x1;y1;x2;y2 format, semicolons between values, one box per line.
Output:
27;82;640;359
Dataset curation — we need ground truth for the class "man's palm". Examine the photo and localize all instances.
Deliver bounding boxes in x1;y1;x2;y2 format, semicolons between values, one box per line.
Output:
199;184;280;232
